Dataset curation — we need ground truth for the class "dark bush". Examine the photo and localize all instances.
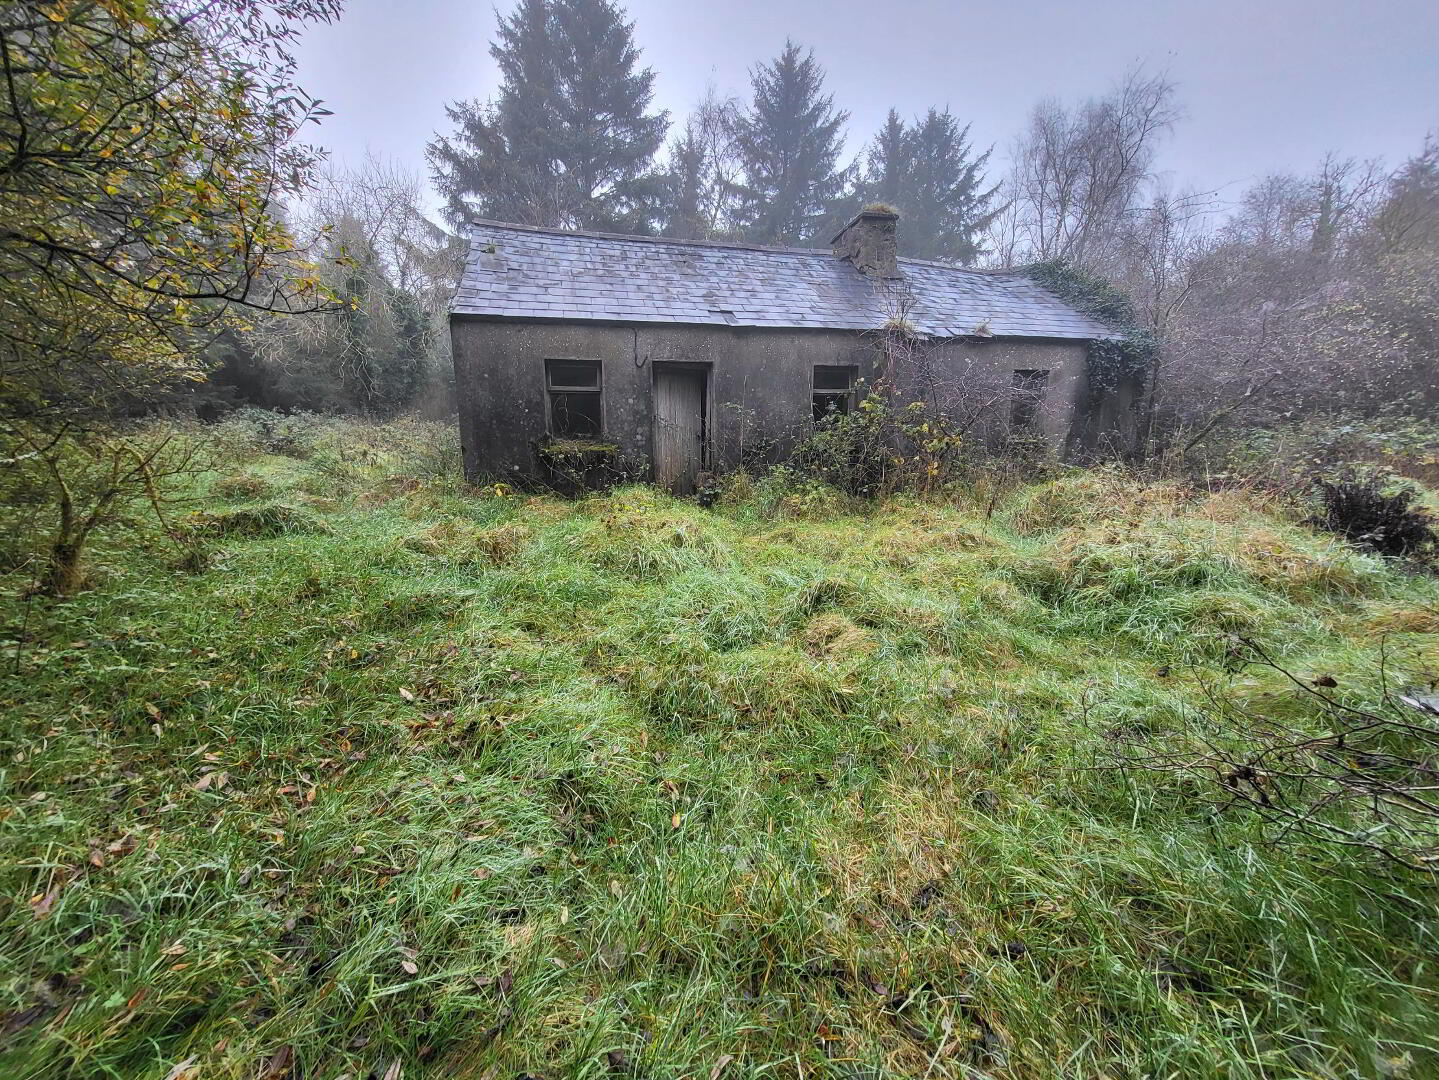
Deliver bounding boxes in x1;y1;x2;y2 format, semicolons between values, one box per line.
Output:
788;399;895;498
1311;470;1437;558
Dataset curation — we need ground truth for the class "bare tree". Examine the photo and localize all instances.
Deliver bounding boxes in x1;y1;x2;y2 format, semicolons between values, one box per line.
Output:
242;159;462;415
1111;184;1221;455
662;86;746;239
1151;145;1438;456
1307;153;1388;260
1002;66;1181;272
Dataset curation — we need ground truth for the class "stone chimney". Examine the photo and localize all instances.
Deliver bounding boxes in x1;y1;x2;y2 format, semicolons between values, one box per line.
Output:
832;206;901;279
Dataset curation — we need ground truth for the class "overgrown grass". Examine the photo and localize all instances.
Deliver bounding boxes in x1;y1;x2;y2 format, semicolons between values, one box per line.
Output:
3;426;1438;1079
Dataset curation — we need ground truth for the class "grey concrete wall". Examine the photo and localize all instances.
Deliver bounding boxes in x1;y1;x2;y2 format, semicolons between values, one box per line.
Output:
450;315;1104;484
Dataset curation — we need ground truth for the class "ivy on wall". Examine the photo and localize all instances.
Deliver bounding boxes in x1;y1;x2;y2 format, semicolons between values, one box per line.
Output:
1023;260;1155;392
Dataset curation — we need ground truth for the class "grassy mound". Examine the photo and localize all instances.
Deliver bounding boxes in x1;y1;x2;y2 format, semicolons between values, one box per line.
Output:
187;502;332;539
2;447;1438;1079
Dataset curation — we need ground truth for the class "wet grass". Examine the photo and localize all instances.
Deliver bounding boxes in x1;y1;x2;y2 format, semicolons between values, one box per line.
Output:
2;442;1438;1079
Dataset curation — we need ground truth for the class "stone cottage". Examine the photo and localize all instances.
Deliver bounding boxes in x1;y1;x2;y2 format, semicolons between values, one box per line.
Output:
449;209;1135;493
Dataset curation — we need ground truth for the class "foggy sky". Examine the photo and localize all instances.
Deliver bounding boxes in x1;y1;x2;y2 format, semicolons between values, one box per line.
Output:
294;0;1439;221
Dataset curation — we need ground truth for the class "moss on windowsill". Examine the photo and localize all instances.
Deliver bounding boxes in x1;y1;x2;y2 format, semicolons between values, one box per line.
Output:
538;438;621;462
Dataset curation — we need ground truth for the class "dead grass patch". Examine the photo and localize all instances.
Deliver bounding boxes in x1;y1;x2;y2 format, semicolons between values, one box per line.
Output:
803;613;875;659
1366;604;1439;634
406;519;533;565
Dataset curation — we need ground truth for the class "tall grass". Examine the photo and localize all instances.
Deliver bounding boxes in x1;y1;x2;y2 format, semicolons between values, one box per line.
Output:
2;421;1437;1078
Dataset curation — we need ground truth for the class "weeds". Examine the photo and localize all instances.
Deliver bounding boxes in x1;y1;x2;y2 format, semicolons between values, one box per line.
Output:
1311;468;1438;559
2;420;1438;1078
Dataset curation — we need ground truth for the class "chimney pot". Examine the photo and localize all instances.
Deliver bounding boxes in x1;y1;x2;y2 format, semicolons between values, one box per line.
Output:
832;207;901;279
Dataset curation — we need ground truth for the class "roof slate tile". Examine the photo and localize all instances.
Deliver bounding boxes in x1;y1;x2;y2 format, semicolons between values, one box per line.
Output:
450;220;1116;341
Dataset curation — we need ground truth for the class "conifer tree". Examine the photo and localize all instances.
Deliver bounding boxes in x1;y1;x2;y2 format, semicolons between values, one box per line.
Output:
428;0;668;231
901;108;1001;264
863;109;909;208
661;126;708;239
858;107;1000;264
731;41;850;244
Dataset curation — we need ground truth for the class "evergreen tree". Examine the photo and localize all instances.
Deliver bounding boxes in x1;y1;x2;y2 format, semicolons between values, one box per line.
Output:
862;109;909;208
901;108;1001;264
856;107;1000;264
658;88;746;240
731;41;850;244
427;0;668;231
661;124;708;239
1370;136;1439;255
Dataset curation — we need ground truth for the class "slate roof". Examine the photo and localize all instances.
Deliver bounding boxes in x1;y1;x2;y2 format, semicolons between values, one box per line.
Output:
451;219;1116;341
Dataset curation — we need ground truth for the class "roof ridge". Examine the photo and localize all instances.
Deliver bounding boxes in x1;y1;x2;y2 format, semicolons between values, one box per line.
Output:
898;255;1021;276
467;218;831;257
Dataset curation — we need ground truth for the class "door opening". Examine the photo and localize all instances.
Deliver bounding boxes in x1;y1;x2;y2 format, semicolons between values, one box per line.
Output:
652;365;707;494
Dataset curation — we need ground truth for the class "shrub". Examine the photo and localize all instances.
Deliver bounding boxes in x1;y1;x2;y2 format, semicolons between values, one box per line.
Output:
208;408;338;459
744;467;854;520
788;398;896;498
1311;469;1437;559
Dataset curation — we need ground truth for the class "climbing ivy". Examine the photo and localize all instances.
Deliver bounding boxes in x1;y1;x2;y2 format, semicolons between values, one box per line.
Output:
1023;259;1155;392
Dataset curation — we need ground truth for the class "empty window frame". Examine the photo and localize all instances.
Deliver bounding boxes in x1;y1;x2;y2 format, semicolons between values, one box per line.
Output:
813;365;857;422
1009;369;1049;431
546;358;603;438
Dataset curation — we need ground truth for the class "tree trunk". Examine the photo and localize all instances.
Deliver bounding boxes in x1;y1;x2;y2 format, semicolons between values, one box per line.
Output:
41;538;87;597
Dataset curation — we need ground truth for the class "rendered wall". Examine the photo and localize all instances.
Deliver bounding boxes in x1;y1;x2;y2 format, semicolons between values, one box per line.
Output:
450;316;1110;484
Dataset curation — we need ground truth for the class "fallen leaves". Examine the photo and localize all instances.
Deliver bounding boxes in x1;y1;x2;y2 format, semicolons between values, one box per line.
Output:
397;944;420;975
193;769;230;792
259;1044;293;1079
29;881;65;920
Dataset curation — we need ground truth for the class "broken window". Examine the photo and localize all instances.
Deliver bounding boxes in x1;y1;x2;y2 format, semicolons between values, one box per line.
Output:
546;358;602;438
1009;369;1049;431
813;365;857;422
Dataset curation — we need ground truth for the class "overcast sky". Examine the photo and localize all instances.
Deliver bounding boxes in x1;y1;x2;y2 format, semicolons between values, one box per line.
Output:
294;0;1439;220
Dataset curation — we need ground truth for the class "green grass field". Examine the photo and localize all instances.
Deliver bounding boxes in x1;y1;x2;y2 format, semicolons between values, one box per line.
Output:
3;427;1438;1079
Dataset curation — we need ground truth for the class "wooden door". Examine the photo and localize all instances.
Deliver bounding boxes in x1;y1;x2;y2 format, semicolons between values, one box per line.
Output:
653;367;706;494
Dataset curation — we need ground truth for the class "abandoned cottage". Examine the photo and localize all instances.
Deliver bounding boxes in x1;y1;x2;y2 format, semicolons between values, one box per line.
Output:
449;209;1135;493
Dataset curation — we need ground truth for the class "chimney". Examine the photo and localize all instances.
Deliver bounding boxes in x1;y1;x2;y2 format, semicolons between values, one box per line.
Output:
832;206;901;279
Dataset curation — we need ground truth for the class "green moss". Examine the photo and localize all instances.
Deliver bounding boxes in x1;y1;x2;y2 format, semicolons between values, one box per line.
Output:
537;438;621;460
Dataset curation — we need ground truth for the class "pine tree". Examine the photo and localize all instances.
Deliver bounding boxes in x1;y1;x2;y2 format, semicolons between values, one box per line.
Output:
661;125;708;239
427;0;668;231
901;108;1001;264
1370;137;1439;255
856;107;1000;264
731;41;850;245
862;109;909;208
